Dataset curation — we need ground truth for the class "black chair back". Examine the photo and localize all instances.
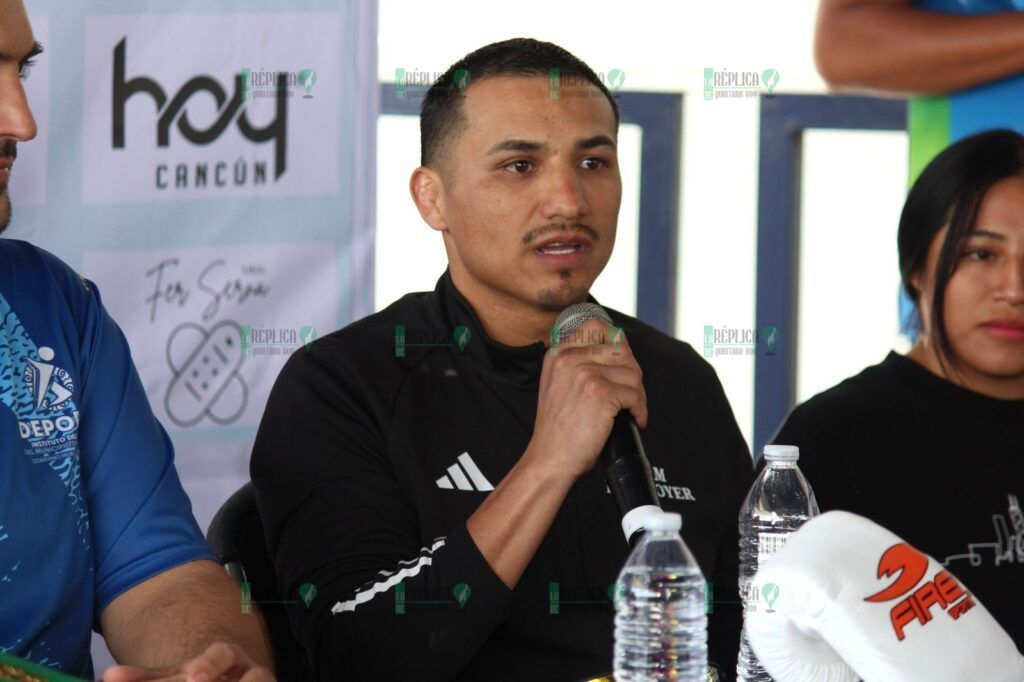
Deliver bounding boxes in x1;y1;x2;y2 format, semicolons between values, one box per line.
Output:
206;482;313;681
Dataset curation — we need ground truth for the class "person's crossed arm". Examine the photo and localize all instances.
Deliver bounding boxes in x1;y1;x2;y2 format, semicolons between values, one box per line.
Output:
816;0;1024;95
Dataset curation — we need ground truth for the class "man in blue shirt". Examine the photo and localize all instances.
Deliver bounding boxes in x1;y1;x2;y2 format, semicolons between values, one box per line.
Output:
0;2;273;680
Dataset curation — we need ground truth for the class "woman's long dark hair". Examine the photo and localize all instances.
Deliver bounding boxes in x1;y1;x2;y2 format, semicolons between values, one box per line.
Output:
898;128;1024;376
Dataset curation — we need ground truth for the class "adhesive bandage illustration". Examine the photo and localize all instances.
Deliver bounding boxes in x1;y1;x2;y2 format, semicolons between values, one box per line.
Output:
164;320;248;427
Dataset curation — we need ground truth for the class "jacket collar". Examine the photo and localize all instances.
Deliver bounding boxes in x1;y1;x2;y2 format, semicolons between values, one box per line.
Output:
435;267;601;389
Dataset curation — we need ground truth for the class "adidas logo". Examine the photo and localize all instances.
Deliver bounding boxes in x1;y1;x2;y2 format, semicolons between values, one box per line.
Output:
436;452;494;492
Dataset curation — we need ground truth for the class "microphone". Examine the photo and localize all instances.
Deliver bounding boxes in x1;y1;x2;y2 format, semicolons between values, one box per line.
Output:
554;302;662;546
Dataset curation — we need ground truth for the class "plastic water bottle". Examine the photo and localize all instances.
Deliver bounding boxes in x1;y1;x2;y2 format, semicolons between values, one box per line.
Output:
614;510;708;681
737;445;819;681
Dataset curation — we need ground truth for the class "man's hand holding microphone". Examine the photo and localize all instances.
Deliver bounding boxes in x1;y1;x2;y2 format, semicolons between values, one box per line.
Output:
467;303;659;590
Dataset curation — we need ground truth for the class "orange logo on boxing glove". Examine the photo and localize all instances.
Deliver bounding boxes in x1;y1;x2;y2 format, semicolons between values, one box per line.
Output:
865;543;976;642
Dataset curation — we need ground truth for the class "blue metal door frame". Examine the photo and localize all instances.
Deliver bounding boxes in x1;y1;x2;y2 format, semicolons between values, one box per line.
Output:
753;94;907;457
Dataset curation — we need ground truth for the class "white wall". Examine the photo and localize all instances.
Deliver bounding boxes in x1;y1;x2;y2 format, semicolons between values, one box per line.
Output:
798;130;910;404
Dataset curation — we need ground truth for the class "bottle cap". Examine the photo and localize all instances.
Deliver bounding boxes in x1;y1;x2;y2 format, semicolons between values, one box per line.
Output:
640;510;682;532
763;444;799;462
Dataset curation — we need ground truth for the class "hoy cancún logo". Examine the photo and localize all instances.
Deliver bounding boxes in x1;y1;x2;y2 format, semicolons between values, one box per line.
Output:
112;38;287;191
83;14;340;202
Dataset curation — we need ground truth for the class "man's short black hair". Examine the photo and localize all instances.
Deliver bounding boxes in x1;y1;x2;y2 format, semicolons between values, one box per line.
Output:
419;38;620;170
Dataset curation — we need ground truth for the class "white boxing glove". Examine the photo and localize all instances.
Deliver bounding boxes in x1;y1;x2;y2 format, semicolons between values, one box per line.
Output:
745;510;1024;682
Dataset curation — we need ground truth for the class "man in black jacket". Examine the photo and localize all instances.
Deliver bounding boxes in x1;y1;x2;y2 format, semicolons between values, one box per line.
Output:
251;38;753;681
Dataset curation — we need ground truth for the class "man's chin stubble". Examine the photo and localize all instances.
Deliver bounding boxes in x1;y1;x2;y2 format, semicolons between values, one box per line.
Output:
0;189;10;234
535;269;589;311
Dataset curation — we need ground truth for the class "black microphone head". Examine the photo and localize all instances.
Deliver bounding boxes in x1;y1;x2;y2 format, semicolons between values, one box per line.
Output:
554;302;613;343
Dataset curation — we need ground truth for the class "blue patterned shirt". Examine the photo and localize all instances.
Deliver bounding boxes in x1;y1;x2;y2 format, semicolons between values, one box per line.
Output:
0;240;213;677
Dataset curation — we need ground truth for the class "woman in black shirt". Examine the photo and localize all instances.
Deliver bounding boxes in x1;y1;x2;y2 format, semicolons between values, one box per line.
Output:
773;129;1024;648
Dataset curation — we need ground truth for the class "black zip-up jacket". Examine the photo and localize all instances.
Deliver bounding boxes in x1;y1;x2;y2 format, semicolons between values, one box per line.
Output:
251;270;753;681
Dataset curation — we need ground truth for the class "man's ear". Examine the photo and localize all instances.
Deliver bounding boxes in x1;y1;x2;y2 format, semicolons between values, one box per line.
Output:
410;166;448;233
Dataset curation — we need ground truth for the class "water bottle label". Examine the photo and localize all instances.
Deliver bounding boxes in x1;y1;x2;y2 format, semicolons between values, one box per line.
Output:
757;531;790;567
742;532;792;614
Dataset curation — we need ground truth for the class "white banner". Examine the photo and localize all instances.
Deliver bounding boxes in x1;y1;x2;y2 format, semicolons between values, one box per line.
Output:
84;242;338;430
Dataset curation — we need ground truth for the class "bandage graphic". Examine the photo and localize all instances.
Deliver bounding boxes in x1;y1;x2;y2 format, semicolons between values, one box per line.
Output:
165;320;248;427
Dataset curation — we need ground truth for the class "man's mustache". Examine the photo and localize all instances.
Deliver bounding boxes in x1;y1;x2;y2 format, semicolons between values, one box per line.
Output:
522;223;599;246
0;140;17;159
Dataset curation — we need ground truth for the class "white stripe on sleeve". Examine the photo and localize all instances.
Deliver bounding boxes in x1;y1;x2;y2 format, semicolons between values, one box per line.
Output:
331;538;446;614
